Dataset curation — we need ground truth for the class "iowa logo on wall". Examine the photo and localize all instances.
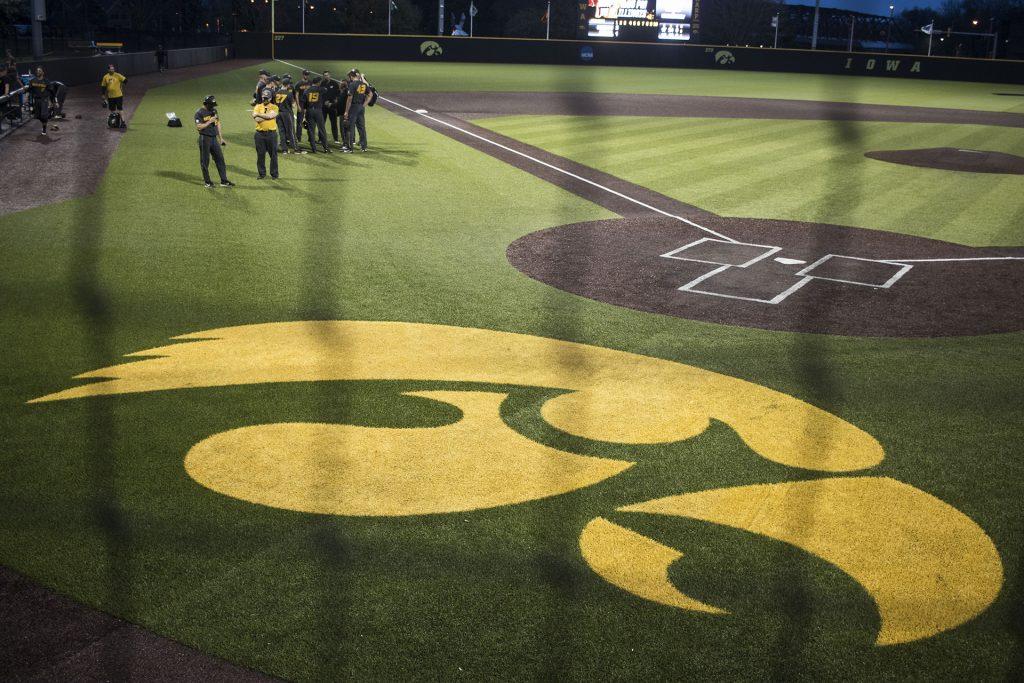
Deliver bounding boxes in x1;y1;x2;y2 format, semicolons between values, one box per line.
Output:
420;40;444;57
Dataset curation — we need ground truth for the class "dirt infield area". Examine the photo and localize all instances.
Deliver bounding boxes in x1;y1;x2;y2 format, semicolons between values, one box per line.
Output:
866;147;1024;174
507;216;1024;337
0;59;261;217
382;92;1024;337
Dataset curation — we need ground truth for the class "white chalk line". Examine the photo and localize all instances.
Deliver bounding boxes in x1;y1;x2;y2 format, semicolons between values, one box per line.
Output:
277;59;732;239
879;256;1024;263
382;96;739;242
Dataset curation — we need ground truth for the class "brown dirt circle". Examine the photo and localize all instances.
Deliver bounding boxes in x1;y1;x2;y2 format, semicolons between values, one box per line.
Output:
865;147;1024;174
507;215;1024;337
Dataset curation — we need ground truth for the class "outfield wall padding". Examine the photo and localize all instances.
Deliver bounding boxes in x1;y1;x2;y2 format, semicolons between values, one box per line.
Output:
234;32;1024;85
22;45;234;87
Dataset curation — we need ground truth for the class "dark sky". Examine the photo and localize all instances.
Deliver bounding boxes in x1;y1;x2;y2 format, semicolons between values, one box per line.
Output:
795;0;944;17
421;0;946;28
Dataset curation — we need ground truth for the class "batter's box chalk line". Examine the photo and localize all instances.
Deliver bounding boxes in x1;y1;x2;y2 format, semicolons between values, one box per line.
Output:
663;243;1024;306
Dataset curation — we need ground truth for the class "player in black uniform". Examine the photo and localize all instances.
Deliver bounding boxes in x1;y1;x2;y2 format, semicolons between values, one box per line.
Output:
320;70;343;146
274;75;304;154
251;69;270;105
294;70;312;143
195;95;234;188
28;67;54;136
343;69;369;152
302;75;330;154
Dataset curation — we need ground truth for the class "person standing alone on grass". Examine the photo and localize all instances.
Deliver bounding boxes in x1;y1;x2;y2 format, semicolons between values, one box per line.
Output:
156;45;168;72
28;67;53;136
195;94;233;188
343;69;369;152
302;75;330;154
253;88;280;180
101;64;128;127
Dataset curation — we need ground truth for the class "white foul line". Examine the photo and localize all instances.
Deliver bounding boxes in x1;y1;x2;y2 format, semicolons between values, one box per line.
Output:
879;256;1024;263
273;62;736;244
380;96;738;242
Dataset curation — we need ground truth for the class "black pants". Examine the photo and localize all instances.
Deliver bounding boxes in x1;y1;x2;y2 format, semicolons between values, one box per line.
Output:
295;107;305;141
277;110;297;151
305;108;328;151
32;100;49;132
199;136;228;184
255;130;279;178
325;102;340;142
344;107;366;150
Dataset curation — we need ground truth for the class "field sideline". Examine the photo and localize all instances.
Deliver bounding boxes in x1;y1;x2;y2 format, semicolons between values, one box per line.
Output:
1;59;1022;680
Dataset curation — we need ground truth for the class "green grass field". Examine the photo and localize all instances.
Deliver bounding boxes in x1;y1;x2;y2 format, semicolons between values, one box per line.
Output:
1;60;1022;680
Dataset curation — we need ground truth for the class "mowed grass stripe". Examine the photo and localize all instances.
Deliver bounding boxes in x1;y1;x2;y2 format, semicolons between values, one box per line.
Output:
476;114;1024;246
291;59;1024;113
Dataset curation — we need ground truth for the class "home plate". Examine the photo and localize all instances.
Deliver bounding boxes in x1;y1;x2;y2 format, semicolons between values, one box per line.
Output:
775;257;806;265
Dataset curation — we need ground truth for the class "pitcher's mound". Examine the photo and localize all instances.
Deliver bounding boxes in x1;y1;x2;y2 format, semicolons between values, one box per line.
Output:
865;148;1024;174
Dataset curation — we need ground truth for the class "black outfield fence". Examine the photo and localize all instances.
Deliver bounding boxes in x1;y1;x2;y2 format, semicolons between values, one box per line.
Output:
19;45;234;88
234;32;1024;85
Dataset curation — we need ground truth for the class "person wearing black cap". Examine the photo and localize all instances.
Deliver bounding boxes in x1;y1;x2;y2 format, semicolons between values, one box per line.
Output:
343;69;369;152
252;88;279;180
294;70;312;143
195;94;233;188
302;75;330;154
320;70;343;146
273;74;304;154
28;66;54;136
252;69;270;105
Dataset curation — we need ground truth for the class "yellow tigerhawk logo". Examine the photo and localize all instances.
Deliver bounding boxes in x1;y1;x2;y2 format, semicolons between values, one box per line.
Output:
31;321;1002;646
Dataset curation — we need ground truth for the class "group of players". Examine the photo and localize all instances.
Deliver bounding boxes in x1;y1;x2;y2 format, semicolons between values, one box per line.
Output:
195;67;376;186
8;63;128;136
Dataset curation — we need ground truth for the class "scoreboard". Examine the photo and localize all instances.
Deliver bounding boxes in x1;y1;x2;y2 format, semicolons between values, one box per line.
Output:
580;0;700;42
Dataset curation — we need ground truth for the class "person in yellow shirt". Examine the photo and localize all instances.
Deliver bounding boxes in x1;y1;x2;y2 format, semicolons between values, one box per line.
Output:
252;88;280;180
100;64;128;127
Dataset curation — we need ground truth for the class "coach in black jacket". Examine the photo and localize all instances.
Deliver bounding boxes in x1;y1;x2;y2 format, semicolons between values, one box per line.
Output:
320;70;343;145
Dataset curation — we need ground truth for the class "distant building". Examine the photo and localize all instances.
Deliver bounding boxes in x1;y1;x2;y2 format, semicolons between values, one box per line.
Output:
782;4;915;52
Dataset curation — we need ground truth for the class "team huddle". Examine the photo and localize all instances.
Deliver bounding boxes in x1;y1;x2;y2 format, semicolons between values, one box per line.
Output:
194;67;377;186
